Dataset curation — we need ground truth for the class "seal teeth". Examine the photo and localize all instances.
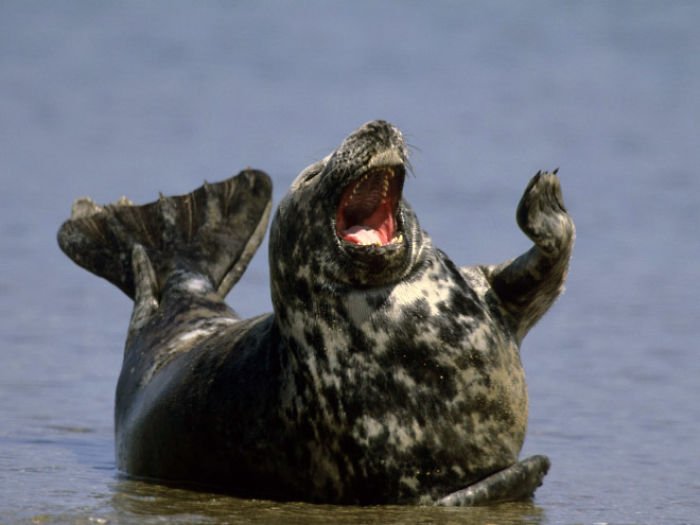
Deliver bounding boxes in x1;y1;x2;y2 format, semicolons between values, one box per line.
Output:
345;172;373;208
348;186;358;205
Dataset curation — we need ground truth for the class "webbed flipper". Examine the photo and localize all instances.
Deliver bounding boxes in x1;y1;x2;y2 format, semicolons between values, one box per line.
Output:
480;170;575;342
57;169;272;301
436;455;550;506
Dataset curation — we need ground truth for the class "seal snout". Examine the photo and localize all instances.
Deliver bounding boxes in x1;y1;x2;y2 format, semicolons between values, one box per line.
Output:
335;165;405;247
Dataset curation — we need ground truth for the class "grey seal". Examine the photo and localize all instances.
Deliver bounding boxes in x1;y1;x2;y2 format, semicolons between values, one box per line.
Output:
58;120;574;505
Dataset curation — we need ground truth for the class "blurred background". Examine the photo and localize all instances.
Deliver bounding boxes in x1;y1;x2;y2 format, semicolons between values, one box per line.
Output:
1;2;698;524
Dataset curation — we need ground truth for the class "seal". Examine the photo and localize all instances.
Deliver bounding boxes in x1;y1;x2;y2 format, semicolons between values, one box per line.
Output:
58;120;574;505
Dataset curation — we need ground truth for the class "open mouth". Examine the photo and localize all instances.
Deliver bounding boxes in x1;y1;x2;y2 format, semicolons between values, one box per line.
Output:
335;166;405;247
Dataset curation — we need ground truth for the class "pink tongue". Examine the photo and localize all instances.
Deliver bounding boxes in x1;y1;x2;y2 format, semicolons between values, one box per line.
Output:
343;225;383;245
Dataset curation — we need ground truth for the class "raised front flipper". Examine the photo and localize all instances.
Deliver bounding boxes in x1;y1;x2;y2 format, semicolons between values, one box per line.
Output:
57;169;272;301
436;455;550;506
480;170;575;342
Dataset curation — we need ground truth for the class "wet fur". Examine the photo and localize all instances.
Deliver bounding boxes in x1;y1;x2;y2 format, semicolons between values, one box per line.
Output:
58;121;574;504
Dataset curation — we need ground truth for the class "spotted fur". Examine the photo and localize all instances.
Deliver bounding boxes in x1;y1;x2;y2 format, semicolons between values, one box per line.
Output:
58;120;574;505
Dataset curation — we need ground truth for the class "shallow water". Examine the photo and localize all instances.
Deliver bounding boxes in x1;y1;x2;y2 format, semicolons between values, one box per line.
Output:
2;2;699;524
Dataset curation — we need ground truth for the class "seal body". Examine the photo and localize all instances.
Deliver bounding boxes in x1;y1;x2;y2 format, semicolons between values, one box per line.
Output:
58;120;574;504
266;253;528;502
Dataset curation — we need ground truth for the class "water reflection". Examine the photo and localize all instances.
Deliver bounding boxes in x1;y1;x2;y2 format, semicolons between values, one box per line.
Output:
109;478;545;525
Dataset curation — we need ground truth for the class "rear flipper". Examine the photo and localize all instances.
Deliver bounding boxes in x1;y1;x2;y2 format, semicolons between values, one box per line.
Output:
57;169;272;307
436;455;550;506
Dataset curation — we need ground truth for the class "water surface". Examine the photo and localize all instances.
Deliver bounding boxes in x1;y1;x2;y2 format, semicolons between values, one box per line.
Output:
1;2;699;524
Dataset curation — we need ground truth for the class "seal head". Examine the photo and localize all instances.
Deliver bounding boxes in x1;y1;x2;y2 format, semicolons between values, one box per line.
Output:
272;120;425;289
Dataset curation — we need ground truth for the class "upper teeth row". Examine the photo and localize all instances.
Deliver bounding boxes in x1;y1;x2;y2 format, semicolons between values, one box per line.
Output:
345;168;395;206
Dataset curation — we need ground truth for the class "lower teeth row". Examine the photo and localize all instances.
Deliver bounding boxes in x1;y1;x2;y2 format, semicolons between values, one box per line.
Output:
357;232;403;247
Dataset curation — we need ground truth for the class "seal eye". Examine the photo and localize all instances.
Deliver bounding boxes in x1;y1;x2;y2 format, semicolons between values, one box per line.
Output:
335;167;404;246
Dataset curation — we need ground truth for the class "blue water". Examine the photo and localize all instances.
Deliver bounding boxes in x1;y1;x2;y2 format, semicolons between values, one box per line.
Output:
1;2;699;524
